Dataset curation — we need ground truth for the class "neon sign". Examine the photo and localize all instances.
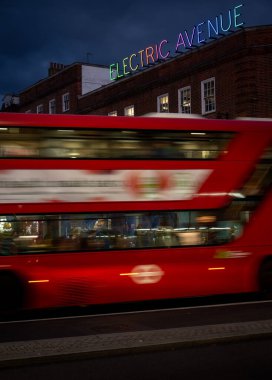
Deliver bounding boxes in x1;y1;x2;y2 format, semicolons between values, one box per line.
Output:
110;4;244;81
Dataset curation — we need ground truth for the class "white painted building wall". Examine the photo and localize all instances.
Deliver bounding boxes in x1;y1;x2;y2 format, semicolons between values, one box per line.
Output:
81;65;111;95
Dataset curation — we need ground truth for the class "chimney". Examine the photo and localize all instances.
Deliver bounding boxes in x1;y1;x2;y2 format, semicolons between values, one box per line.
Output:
48;62;65;76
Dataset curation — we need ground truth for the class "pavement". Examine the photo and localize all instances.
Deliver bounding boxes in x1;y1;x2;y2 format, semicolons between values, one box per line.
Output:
1;319;272;368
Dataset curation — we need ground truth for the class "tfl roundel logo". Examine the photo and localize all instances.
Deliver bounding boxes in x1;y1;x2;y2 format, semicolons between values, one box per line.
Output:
130;264;164;284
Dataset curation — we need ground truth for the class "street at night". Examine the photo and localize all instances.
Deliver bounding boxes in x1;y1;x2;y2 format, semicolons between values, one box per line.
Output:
1;297;272;378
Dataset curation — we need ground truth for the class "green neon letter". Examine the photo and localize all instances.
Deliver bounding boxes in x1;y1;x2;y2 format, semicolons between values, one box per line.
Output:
116;62;124;79
122;57;130;76
109;64;117;81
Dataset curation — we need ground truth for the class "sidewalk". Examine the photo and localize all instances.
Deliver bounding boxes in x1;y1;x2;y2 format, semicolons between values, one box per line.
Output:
1;319;272;368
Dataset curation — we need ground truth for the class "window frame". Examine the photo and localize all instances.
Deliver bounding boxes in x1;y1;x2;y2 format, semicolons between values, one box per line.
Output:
201;77;216;115
62;93;70;113
108;111;118;116
49;99;56;114
157;93;169;113
178;86;191;114
124;105;135;117
36;104;44;114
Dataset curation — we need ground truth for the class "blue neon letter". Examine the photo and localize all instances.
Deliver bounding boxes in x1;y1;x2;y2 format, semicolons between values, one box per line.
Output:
220;10;232;32
234;4;245;27
197;22;206;44
207;17;219;38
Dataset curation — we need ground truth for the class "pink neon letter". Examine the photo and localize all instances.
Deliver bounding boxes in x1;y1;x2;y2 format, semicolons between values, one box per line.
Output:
158;40;170;59
184;26;196;47
175;33;186;51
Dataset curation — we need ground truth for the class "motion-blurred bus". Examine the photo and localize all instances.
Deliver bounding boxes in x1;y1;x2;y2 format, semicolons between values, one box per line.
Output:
0;112;271;311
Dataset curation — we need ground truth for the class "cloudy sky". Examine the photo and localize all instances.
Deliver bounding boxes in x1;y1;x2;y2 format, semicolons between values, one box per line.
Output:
0;0;271;101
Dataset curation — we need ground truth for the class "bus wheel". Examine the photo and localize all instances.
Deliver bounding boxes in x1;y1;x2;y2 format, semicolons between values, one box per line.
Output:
259;259;272;298
0;272;24;311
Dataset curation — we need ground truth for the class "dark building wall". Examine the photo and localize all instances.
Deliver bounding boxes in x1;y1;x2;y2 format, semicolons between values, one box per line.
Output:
19;64;82;114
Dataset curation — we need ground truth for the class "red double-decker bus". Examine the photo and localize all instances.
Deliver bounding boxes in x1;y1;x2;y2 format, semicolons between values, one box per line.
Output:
0;112;271;311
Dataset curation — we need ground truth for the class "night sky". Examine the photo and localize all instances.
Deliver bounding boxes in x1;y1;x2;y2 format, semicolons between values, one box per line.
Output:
0;0;271;101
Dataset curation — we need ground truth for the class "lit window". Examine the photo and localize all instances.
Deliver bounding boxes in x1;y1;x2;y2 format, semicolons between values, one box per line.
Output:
36;104;44;114
201;78;216;114
49;99;56;114
62;93;70;112
178;86;191;114
157;94;169;113
108;111;117;116
124;105;134;116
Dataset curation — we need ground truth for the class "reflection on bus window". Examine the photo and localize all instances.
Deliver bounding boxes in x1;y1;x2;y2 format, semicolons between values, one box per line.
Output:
0;128;233;160
0;200;257;255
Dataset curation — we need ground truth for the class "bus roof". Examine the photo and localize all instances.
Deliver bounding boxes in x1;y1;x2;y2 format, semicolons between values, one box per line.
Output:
0;112;272;133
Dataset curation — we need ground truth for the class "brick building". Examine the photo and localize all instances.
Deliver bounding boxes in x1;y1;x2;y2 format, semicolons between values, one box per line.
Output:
78;25;272;119
17;62;111;114
9;25;272;119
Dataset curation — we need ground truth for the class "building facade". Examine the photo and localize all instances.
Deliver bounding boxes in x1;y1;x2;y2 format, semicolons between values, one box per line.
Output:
5;25;272;119
17;62;111;114
78;25;272;119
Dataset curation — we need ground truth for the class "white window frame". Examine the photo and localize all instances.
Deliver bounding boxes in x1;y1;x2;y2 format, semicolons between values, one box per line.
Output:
124;105;134;116
62;93;70;112
49;99;56;114
178;86;191;114
36;104;44;114
157;93;169;113
201;77;216;115
108;111;117;116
